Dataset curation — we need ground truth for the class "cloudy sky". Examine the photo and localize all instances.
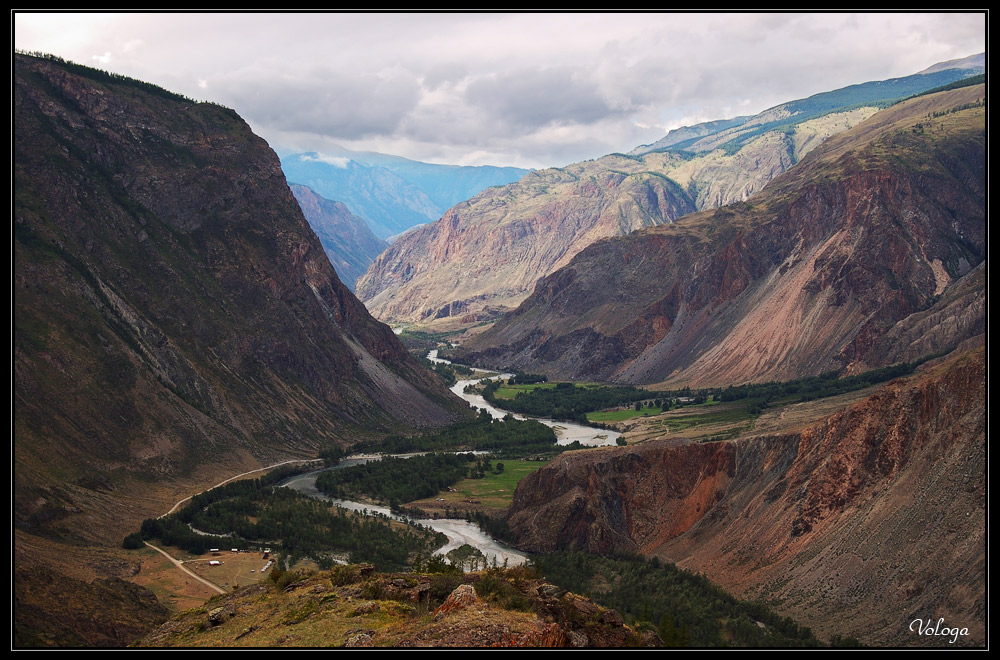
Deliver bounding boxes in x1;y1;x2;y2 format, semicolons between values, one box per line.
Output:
14;12;986;169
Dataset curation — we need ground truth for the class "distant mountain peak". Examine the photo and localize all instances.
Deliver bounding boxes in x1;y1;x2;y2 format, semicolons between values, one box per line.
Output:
280;152;529;240
917;51;985;75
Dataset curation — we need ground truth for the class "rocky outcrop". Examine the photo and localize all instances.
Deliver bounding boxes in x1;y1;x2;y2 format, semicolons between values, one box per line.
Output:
506;348;985;646
433;584;478;618
288;183;387;292
459;86;985;387
13;53;466;547
138;568;651;648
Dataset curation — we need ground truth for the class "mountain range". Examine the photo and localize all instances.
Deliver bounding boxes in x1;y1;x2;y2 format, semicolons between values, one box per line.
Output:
456;84;985;386
356;54;984;329
13;49;986;649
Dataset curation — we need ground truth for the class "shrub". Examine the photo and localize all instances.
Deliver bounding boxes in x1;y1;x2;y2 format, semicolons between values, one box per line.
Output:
122;532;145;550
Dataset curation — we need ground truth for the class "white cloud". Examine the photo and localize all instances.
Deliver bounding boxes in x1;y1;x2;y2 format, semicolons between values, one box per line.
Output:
299;153;351;168
13;12;986;169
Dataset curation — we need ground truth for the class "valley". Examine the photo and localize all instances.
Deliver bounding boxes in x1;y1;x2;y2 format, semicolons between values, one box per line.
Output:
13;44;985;649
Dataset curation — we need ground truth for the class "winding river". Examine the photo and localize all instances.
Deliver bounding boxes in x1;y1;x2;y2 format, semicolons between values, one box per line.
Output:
278;458;529;567
276;350;617;568
429;349;621;447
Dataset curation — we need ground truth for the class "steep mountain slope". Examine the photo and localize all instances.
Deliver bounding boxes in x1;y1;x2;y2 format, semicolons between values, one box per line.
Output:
358;153;697;325
14;565;170;647
13;53;465;550
357;59;982;327
458;86;985;386
505;347;985;646
288;183;388;291
280;151;528;240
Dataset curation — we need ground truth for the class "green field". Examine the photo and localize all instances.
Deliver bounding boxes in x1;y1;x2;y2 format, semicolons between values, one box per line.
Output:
492;383;557;399
429;460;545;509
493;382;600;400
587;406;664;422
623;401;758;444
587;399;721;423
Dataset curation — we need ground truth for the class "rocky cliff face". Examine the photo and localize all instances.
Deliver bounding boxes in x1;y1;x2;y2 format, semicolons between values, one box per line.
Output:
459;86;985;386
506;348;985;646
355;123;870;328
357;153;698;325
288;183;387;291
13;54;465;546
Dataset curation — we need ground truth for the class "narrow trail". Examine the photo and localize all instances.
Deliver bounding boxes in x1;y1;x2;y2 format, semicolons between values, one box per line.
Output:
153;458;321;592
162;459;322;517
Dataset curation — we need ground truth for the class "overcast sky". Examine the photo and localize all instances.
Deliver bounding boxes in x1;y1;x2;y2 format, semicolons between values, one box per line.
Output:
14;12;986;169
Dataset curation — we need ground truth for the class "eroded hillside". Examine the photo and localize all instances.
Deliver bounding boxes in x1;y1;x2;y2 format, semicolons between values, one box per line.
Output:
458;86;985;387
505;348;985;646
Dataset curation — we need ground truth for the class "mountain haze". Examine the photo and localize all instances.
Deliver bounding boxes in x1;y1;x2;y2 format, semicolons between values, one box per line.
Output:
280;151;529;240
289;183;388;291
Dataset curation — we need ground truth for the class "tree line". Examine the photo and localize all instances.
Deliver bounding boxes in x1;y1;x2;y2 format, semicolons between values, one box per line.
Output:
126;465;445;570
532;552;858;647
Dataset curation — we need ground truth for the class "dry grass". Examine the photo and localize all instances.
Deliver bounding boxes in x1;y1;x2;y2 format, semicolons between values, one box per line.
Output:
131;548;220;613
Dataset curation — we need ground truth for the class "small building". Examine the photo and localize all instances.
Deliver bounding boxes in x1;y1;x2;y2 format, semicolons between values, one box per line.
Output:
209;548;219;553
209;560;221;566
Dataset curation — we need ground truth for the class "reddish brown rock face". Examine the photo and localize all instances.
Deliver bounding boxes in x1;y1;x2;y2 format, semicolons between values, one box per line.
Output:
356;157;699;325
458;87;985;388
506;349;985;645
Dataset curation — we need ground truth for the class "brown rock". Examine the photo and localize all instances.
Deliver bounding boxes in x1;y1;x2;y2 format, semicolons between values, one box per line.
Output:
433;584;478;619
459;87;985;387
506;348;986;645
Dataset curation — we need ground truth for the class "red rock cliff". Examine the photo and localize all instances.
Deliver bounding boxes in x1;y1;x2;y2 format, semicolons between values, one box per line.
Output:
507;348;985;645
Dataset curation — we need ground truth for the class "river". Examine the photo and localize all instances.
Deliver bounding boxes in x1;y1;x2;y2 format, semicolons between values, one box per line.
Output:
428;349;621;447
276;351;617;568
278;459;529;567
